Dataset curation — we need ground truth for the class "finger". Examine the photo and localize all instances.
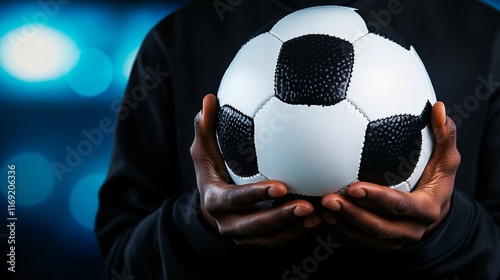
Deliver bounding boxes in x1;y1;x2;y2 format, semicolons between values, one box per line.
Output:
321;196;425;242
410;102;458;218
325;214;412;252
191;94;229;185
345;182;439;224
200;93;219;136
427;101;461;175
346;182;415;216
430;101;450;144
193;93;219;141
218;200;315;238
206;180;289;214
232;219;316;250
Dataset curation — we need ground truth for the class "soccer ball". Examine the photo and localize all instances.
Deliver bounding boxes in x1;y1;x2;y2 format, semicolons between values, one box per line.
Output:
215;5;437;197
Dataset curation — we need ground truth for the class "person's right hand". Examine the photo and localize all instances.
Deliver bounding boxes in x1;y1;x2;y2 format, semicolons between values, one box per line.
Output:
190;94;321;250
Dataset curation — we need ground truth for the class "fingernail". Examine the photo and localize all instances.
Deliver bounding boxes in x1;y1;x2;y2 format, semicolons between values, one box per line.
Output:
348;188;366;198
303;216;321;228
294;206;312;217
268;187;285;198
326;200;342;211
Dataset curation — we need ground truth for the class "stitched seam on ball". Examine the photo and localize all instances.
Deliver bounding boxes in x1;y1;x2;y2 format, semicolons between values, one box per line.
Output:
253;95;275;120
342;48;370;183
361;33;401;49
346;100;369;121
258;171;270;181
251;95;276;176
231;173;266;180
345;100;369;183
231;173;266;181
410;47;436;103
228;163;266;180
287;192;321;197
268;31;284;43
390;181;411;192
352;32;370;45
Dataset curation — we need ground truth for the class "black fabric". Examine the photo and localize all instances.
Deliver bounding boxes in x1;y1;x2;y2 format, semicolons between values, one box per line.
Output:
95;0;500;279
355;9;411;50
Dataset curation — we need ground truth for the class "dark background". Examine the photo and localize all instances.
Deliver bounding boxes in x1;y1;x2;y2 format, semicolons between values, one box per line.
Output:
0;0;499;279
0;1;189;279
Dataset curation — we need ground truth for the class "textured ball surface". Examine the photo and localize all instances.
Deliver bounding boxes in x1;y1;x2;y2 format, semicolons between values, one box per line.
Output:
216;5;437;196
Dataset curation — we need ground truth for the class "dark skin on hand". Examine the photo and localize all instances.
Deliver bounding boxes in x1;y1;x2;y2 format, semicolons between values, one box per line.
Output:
190;93;460;252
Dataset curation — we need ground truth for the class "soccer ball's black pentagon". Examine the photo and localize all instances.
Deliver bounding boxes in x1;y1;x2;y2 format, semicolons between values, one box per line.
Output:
419;101;433;129
355;10;411;50
358;114;423;186
216;105;258;177
275;34;354;106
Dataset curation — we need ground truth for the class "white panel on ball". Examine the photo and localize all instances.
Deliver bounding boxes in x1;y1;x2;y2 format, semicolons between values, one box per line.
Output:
270;6;368;43
347;34;430;121
390;182;411;193
217;33;282;118
410;47;438;104
226;163;268;186
254;98;368;196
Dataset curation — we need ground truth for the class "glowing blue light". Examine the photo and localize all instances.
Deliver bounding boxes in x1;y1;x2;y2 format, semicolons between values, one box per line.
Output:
482;0;500;10
0;24;78;82
123;47;139;78
69;173;106;230
66;48;113;97
1;152;55;207
113;7;170;87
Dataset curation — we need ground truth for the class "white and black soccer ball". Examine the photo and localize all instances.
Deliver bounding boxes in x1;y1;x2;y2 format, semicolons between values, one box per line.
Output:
215;5;437;197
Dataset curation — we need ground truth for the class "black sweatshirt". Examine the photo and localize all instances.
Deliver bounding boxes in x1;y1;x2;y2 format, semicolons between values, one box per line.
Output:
95;0;500;279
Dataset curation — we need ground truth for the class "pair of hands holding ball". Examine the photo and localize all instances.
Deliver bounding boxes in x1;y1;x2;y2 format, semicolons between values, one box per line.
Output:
190;93;461;252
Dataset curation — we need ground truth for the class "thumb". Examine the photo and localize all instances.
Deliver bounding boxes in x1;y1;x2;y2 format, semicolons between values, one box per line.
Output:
191;94;230;185
201;93;219;135
428;101;461;174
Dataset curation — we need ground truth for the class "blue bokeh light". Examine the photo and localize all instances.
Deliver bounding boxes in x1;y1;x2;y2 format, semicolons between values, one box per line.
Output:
122;46;140;79
69;173;106;230
0;24;78;82
0;2;187;279
1;152;55;207
112;7;168;87
65;48;113;97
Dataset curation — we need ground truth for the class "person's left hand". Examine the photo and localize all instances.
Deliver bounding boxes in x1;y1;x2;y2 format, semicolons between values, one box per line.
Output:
321;101;461;252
